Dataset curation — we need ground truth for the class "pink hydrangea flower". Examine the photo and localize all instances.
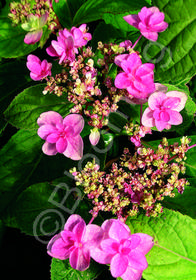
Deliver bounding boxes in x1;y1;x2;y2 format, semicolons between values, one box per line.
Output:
46;30;75;64
119;40;132;50
22;12;48;44
70;24;92;48
114;53;155;99
124;7;168;41
91;219;154;280
46;25;91;64
37;111;84;160
142;91;187;131
47;215;103;271
26;54;52;81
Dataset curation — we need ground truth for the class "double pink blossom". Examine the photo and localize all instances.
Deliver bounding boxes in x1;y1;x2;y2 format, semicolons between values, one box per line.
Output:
142;90;187;131
46;24;92;64
26;54;52;81
91;219;154;280
47;215;103;271
114;53;155;99
124;7;168;41
37;111;84;160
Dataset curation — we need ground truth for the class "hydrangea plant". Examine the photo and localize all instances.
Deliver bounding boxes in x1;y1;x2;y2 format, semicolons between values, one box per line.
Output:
1;0;196;280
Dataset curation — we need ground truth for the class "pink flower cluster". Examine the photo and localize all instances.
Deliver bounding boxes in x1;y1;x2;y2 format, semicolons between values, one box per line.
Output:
46;24;92;64
114;52;155;100
124;6;168;41
47;215;154;280
142;90;187;131
37;111;84;160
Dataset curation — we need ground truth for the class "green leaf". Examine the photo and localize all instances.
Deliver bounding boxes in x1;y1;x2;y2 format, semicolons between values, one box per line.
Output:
163;178;196;219
51;258;104;280
0;17;38;58
0;129;78;213
0;59;32;132
52;0;86;28
4;84;74;130
139;0;196;84
73;0;151;25
127;209;196;280
2;181;69;235
184;135;196;178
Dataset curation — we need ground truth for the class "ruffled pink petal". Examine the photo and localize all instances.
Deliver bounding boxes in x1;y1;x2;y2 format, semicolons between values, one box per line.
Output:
61;230;75;245
30;72;41;81
135;63;155;77
155;119;168;131
27;54;41;64
38;124;57;139
47;234;70;260
46;45;59;57
63;114;84;135
64;214;84;232
63;135;83;160
155;83;168;93
123;14;140;29
42;141;57;155
108;220;130;241
148;92;167;110
114;72;131;89
149;11;165;26
73;220;86;242
150;21;168;32
111;253;128;278
84;224;103;249
51;40;64;56
100;238;119;254
56;137;67;153
140;30;158;41
141;108;155;127
168;110;183;125
163;97;181;109
27;61;41;74
123;53;142;71
149;7;160;13
121;265;143;280
90;246;113;264
128;250;148;270
37;111;63;126
128;235;141;250
46;133;59;143
132;233;154;255
166;91;187;112
114;54;130;67
24;30;43;44
138;7;152;24
69;247;90;271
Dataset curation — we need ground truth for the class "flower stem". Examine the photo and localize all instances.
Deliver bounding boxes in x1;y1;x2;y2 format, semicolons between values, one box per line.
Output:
132;35;142;49
187;143;196;150
88;216;95;225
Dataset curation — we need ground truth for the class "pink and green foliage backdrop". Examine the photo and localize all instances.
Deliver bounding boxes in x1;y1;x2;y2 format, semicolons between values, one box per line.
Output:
0;0;196;279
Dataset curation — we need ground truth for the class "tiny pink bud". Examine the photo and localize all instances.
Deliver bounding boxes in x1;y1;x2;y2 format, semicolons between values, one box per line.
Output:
89;128;100;146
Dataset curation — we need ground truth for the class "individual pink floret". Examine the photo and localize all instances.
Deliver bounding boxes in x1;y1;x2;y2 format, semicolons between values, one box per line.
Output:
124;7;168;41
114;53;155;99
142;91;187;131
37;111;84;160
47;214;103;271
26;54;52;81
46;30;75;64
71;24;92;48
119;40;133;50
91;219;154;280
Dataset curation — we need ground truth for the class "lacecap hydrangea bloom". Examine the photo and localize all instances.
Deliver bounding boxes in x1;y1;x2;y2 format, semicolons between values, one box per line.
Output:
114;53;155;100
91;219;154;280
124;6;168;41
47;215;103;271
46;24;92;64
37;111;84;160
142;90;187;131
26;54;52;81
